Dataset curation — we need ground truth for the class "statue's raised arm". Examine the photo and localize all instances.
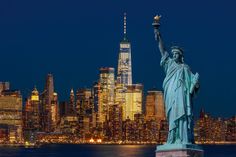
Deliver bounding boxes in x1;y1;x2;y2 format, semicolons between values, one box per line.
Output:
152;15;166;57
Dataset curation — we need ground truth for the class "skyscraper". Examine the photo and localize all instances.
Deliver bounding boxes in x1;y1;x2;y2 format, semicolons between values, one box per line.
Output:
116;13;144;121
24;87;41;131
23;87;41;143
42;74;55;132
76;88;94;139
92;82;99;113
76;88;93;116
123;84;143;120
68;89;75;115
114;83;126;114
98;67;115;123
145;90;165;121
117;13;132;85
51;92;59;131
0;89;23;143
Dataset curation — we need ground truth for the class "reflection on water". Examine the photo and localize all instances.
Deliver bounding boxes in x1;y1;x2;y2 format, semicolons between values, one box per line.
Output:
0;145;155;157
0;144;235;157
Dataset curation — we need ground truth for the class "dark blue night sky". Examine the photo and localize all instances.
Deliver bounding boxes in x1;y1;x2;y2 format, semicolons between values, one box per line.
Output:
0;0;235;117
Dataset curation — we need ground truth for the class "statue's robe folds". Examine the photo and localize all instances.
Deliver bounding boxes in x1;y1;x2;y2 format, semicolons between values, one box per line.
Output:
161;53;199;144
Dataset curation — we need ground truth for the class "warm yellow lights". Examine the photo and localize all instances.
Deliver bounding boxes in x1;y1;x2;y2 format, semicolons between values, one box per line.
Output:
25;141;29;146
123;84;143;120
97;139;102;143
89;138;102;143
31;95;39;101
89;138;95;143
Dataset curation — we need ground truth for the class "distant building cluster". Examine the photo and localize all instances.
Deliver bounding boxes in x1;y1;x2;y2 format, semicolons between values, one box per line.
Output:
0;14;235;145
194;109;235;144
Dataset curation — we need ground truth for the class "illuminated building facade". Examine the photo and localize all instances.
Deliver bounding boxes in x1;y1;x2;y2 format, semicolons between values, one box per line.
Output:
122;114;144;142
0;90;23;143
225;116;236;142
194;109;213;143
115;83;126;111
60;115;78;134
51;92;59;131
145;90;165;121
23;87;41;143
133;113;145;142
92;82;99;113
24;87;41;131
59;90;78;135
98;67;115;123
76;88;93;116
194;109;232;144
76;88;94;139
158;120;168;143
108;104;122;141
68;89;75;115
123;84;143;120
92;82;103;139
143;118;158;142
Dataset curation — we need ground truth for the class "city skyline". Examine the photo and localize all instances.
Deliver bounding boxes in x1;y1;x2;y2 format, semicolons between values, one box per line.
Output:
0;0;236;118
1;82;234;145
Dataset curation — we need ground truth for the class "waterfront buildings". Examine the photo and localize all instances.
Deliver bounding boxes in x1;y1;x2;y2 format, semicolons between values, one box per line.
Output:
0;89;23;143
0;76;235;144
194;109;235;144
0;14;235;145
225;116;236;142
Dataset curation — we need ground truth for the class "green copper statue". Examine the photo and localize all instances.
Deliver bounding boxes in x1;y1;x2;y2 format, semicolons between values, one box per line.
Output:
153;16;200;144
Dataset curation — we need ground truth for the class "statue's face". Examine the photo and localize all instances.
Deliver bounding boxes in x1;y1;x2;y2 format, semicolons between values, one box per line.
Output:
173;51;182;63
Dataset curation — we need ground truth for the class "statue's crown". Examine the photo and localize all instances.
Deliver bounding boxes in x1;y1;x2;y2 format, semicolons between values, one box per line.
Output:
171;46;184;55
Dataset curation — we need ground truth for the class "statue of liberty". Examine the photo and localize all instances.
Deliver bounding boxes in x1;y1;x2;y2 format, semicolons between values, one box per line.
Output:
153;16;200;144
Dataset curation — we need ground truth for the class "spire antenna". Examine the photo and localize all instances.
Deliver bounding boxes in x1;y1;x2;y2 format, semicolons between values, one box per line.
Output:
124;12;127;40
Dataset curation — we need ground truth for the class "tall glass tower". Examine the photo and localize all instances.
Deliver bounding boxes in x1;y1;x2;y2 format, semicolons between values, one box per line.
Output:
98;67;115;123
42;73;54;132
117;13;132;85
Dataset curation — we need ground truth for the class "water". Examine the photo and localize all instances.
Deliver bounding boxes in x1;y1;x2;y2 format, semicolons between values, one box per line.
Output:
0;144;235;157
